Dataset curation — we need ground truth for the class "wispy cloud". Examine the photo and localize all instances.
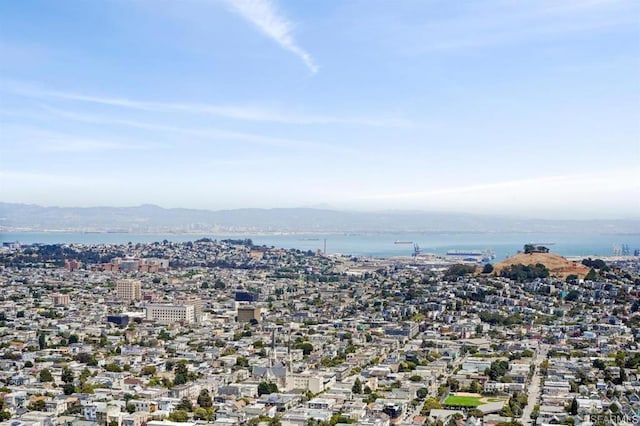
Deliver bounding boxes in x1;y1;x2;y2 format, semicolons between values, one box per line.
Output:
359;170;640;201
0;170;112;187
2;81;411;127
40;138;142;153
26;104;355;154
398;0;639;54
0;125;148;153
347;169;640;218
226;0;318;74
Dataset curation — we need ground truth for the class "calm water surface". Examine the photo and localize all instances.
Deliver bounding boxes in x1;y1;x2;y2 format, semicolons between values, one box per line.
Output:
2;231;638;261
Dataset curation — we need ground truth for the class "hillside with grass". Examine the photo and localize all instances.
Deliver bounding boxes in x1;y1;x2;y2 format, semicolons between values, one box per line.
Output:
493;252;590;279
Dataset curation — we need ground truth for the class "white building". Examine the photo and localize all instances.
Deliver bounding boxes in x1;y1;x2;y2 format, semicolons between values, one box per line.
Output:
284;372;335;394
146;304;195;324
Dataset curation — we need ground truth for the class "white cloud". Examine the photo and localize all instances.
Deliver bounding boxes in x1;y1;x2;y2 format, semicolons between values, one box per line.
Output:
0;125;148;153
27;105;355;154
39;138;141;153
0;171;112;187
361;170;639;200
1;81;411;127
226;0;318;74
351;170;640;218
398;0;639;54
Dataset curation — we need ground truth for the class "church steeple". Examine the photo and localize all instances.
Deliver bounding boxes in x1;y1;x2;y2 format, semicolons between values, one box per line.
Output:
287;327;292;374
270;327;276;368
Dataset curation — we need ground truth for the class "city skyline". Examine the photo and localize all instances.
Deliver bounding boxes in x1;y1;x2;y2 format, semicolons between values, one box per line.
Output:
1;0;639;219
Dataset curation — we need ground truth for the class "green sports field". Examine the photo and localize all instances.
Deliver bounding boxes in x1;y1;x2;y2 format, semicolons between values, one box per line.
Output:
443;394;483;407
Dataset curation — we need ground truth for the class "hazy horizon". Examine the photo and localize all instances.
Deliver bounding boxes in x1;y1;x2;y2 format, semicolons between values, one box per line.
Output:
2;201;640;223
1;1;639;219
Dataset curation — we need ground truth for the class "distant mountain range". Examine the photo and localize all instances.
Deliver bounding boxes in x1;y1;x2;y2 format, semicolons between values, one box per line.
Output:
0;202;638;234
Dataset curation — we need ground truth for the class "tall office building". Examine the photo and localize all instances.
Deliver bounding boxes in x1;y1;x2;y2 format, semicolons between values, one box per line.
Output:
175;296;203;323
116;279;142;302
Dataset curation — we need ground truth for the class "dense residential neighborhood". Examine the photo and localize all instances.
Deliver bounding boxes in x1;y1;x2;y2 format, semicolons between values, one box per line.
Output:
1;239;639;426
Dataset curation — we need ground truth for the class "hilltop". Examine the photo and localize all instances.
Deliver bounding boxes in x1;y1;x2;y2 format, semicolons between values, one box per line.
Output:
493;252;591;279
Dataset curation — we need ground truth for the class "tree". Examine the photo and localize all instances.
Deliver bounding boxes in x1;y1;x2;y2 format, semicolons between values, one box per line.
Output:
565;274;579;283
105;363;122;373
444;264;476;279
447;377;459;391
352;378;362;394
62;366;74;383
126;403;136;414
565;290;580;301
524;244;548;254
486;360;510;381
500;263;549;282
235;356;249;368
416;388;428;400
258;381;278;396
63;383;75;395
468;408;484;418
194;407;213;421
168;410;189;422
75;352;97;365
482;263;494;274
174;361;189;385
584;268;598;281
68;334;79;344
28;400;46;411
176;396;193;412
446;414;463;426
142;365;157;376
79;368;91;384
295;342;314;356
570;397;578;415
616;366;627;385
501;403;513;417
531;404;540;420
38;333;47;350
197;389;213;408
421;397;442;415
39;368;53;382
80;383;95;394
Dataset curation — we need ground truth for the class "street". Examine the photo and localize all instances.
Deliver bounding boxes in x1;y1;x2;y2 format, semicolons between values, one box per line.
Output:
521;344;549;425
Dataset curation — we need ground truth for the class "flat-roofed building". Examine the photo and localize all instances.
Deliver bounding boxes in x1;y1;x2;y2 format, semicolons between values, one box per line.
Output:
237;305;261;323
117;279;142;301
52;293;70;306
146;304;195;324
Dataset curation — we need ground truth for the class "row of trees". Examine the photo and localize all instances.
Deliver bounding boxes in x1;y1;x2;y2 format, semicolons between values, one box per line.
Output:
486;360;510;381
162;390;214;422
501;392;528;417
500;263;549;282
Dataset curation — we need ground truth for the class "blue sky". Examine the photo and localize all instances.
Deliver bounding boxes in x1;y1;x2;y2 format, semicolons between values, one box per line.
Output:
1;0;638;218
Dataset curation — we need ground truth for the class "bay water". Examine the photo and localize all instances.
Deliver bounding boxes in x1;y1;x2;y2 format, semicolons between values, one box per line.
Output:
2;231;638;261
